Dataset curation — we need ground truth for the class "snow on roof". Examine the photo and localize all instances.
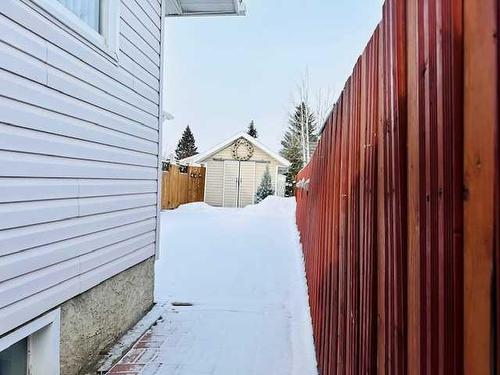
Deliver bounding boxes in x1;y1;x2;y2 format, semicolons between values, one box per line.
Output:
177;154;200;166
179;132;291;167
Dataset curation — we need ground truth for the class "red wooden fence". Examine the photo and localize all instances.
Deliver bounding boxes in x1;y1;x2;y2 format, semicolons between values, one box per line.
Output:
295;0;499;374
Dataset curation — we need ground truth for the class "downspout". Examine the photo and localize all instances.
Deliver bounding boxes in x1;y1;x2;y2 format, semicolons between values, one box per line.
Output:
155;0;167;260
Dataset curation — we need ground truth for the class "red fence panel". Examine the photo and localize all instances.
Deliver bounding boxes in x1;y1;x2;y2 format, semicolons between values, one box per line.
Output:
496;26;500;368
295;0;499;373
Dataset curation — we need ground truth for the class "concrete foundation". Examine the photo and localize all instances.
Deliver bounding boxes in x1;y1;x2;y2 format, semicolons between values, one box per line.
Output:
59;257;155;375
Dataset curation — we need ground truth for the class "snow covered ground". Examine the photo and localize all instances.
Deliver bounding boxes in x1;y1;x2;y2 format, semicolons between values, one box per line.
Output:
110;197;317;374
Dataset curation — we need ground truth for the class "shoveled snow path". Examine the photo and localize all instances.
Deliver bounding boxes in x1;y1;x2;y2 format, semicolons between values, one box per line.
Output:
150;197;316;374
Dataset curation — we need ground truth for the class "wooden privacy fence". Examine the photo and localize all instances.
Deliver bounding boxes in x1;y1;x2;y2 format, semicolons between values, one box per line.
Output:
161;165;206;209
295;0;499;374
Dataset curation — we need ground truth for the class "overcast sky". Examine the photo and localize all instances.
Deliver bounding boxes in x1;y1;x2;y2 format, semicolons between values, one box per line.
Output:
162;0;383;158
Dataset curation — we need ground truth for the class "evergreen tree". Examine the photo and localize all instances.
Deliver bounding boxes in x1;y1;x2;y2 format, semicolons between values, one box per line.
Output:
280;102;318;196
175;125;198;161
255;166;275;203
247;120;258;138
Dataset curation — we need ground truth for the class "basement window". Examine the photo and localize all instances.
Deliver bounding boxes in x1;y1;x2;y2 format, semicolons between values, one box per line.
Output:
0;338;27;375
0;310;60;375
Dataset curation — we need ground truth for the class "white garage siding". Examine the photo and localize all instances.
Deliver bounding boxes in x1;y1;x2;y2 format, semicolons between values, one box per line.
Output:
0;0;163;336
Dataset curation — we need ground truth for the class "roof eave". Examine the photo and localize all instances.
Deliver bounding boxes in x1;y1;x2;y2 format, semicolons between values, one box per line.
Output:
165;0;246;17
166;10;246;17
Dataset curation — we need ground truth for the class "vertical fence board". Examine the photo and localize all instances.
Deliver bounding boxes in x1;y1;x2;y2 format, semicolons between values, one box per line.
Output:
376;19;387;375
406;1;423;373
463;0;497;374
496;0;500;365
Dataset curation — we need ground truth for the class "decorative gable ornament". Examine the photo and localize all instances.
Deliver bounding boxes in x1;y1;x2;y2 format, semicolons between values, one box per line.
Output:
231;138;254;161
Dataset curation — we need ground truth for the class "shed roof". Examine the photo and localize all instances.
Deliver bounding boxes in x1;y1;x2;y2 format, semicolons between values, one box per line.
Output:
179;132;291;167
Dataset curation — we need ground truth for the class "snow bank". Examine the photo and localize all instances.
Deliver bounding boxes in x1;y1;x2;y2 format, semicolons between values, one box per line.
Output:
243;196;296;217
174;201;214;212
175;196;296;216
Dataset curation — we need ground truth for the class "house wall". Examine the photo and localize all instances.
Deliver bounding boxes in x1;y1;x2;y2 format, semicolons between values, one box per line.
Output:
0;0;162;341
60;257;154;375
202;141;282;207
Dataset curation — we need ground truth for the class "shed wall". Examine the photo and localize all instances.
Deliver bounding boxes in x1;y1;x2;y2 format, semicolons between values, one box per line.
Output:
202;141;282;207
208;142;280;189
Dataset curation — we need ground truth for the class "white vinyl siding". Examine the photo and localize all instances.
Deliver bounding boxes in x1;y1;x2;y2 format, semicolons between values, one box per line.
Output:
204;160;223;207
0;0;162;337
56;0;101;31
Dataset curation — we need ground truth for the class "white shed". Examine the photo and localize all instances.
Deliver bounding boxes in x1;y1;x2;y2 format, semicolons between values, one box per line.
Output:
180;133;290;208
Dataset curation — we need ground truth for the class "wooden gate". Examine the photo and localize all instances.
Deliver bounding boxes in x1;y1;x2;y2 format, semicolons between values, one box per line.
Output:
161;165;206;210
